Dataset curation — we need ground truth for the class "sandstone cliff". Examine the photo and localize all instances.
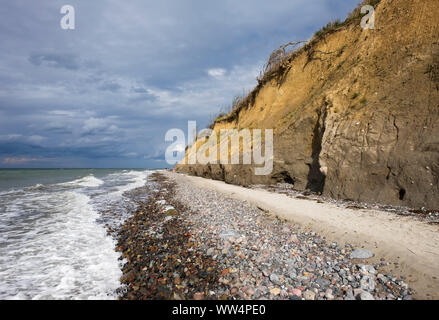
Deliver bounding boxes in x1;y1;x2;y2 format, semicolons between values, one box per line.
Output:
176;0;439;210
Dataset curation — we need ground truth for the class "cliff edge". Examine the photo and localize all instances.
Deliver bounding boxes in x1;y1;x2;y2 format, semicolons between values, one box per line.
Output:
176;0;439;210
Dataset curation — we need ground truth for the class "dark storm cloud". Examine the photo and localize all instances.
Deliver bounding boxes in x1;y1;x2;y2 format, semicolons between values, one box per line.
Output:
98;81;122;92
131;87;149;94
28;53;81;70
0;0;361;168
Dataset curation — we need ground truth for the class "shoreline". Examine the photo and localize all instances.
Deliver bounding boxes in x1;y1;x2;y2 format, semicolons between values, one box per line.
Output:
112;170;431;300
114;173;228;299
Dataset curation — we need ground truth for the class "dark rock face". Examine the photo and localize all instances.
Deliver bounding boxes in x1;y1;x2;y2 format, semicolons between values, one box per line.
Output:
177;0;439;210
320;107;439;209
305;105;327;193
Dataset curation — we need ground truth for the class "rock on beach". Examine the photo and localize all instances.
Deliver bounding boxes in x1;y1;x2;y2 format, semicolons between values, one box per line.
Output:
350;249;374;259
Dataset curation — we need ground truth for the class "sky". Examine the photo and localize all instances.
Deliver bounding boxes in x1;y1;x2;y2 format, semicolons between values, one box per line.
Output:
0;0;360;168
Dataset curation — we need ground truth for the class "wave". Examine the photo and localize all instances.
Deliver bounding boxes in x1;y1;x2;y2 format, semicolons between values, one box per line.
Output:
24;184;46;191
0;169;154;299
62;175;104;188
0;191;122;300
106;170;150;198
0;189;21;196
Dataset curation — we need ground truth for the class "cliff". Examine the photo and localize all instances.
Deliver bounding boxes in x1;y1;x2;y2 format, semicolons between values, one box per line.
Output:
176;0;439;210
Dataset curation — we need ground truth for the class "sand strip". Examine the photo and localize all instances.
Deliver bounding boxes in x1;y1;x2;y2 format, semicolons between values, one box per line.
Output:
171;172;439;299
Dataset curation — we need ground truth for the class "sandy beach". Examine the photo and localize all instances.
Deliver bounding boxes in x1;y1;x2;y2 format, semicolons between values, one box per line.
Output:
115;170;439;300
169;172;439;299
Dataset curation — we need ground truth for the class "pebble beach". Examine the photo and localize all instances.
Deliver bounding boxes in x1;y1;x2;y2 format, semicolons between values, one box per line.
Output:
111;171;415;300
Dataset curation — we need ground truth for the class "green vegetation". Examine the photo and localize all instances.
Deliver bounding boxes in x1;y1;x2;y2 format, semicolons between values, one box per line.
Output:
360;97;367;104
205;0;383;129
314;19;343;39
207;93;250;128
352;92;359;99
344;0;381;24
314;0;381;40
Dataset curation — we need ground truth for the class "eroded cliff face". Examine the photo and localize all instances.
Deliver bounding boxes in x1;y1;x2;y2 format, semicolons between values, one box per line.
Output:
176;0;439;210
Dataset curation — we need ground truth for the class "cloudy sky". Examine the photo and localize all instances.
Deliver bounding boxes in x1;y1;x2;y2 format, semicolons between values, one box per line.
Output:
0;0;360;168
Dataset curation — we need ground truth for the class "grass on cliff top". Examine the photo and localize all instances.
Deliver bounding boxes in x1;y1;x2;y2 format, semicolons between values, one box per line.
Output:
313;0;381;39
208;0;381;128
208;94;247;129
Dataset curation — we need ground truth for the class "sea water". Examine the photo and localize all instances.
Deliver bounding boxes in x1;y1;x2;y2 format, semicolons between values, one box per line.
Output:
0;169;152;299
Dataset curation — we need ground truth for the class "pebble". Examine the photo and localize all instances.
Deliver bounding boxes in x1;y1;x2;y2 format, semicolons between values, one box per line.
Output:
193;292;205;300
344;289;355;300
316;278;331;289
359;264;377;275
350;249;375;259
244;287;255;296
325;289;334;300
360;275;376;291
290;288;302;297
114;172;415;300
360;291;375;300
270;274;281;285
270;288;281;296
377;273;388;284
303;290;316;300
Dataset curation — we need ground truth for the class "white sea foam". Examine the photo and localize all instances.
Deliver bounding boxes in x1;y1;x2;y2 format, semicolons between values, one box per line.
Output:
0;169;154;300
0;188;21;196
107;170;149;198
65;175;105;187
0;191;122;300
24;184;45;190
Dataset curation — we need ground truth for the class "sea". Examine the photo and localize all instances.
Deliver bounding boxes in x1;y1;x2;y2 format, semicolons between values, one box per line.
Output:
0;168;153;300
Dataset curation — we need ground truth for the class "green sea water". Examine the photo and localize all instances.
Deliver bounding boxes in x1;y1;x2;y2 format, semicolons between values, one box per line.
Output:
0;168;153;299
0;168;147;191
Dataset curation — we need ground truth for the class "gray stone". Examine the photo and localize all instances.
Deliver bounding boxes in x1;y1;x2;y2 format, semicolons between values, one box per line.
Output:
325;289;334;299
376;273;388;284
360;275;376;291
288;270;297;280
303;290;316;300
269;274;281;285
219;229;240;240
315;278;331;289
359;264;377;275
286;258;297;267
350;249;374;259
344;289;355;300
353;288;363;298
359;291;375;300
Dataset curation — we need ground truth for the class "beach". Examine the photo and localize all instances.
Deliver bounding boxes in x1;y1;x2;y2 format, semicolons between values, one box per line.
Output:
3;168;436;299
115;170;439;300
